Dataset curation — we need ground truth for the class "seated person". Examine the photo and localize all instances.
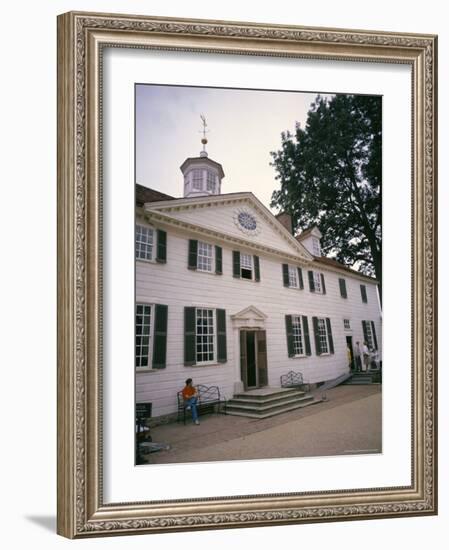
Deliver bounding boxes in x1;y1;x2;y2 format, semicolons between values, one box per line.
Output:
182;378;200;425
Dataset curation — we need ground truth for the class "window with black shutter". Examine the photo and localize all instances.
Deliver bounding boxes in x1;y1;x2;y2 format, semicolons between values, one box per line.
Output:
232;250;241;278
156;229;167;263
254;256;261;282
298;267;304;290
308;270;315;292
184;307;196;366
371;321;378;350
320;273;326;294
152;304;168;368
360;284;368;303
285;315;295;357
282;264;289;287
215;246;222;274
312;316;333;355
216;309;227;362
233;251;260;281
188;239;198;270
302;316;311;355
339;278;347;298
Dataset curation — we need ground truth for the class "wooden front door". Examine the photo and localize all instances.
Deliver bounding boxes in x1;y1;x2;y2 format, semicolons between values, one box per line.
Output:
240;330;268;390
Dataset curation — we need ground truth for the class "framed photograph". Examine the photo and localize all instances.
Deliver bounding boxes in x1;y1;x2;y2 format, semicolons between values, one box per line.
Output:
57;11;437;538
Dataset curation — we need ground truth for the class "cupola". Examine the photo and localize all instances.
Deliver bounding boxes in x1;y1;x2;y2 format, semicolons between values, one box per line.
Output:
180;115;225;198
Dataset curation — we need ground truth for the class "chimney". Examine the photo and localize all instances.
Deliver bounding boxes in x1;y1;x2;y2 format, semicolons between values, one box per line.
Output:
276;212;293;235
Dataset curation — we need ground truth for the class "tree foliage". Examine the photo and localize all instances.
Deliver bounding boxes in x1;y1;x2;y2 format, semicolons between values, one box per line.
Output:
270;94;382;285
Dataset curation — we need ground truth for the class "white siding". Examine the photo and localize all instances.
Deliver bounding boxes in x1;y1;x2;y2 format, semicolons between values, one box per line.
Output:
136;225;382;417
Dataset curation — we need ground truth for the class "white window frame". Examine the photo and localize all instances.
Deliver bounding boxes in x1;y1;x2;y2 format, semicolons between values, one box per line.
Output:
206;170;216;192
344;319;351;331
240;253;253;280
313;271;323;293
197;241;214;272
312;237;321;256
195;308;216;365
192;169;203;190
317;317;329;354
288;265;299;288
135;303;153;369
292;315;306;356
135;224;154;262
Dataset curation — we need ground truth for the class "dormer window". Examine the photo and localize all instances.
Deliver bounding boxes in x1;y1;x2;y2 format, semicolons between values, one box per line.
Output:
312;237;321;256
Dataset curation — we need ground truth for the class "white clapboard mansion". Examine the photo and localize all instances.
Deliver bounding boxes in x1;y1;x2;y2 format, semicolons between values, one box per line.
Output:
135;143;382;420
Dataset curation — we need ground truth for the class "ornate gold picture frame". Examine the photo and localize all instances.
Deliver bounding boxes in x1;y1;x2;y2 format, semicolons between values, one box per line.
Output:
57;11;437;538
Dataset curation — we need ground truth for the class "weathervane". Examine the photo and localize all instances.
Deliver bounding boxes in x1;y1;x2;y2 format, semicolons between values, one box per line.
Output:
199;114;209;156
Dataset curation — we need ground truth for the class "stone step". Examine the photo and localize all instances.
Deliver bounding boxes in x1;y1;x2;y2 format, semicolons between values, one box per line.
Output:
233;387;302;401
225;397;321;419
226;394;314;413
229;389;306;405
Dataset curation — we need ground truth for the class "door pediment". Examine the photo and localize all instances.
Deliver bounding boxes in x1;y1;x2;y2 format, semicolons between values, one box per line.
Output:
231;305;266;329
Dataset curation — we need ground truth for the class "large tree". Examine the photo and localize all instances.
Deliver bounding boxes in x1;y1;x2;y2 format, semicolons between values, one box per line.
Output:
270;94;382;288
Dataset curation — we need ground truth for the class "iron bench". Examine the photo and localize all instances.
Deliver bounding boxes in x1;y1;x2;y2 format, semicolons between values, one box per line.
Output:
177;384;227;424
280;370;304;388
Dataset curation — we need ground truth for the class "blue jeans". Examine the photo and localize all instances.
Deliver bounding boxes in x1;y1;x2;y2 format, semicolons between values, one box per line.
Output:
185;397;198;422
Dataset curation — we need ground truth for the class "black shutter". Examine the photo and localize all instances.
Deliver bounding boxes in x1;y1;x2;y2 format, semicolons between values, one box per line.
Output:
254;255;260;282
184;307;196;366
360;284;368;303
282;264;289;287
152;304;168;368
308;270;315;292
216;309;227;363
156;230;167;263
312;316;321;355
285;315;295;357
362;320;369;344
232;251;241;278
215;246;222;275
321;273;326;294
188;240;198;270
339;278;347;298
298;267;304;289
302;316;311;355
326;318;334;354
371;321;378;350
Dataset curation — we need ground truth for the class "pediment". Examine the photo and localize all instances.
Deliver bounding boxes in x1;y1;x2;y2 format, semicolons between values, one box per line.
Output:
145;193;313;262
231;305;267;321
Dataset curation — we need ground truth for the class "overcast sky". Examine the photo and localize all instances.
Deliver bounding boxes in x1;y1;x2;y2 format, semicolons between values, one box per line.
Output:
135;84;332;210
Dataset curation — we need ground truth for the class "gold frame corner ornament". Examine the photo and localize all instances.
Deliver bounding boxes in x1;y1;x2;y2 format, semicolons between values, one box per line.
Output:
57;11;437;539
